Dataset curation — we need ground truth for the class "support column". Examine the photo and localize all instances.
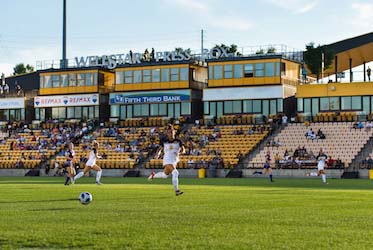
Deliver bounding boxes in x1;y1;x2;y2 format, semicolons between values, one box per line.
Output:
363;62;366;82
349;58;353;82
334;55;338;82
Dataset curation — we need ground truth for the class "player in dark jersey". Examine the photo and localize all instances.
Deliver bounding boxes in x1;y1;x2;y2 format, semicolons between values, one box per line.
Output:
148;124;185;196
262;151;274;182
64;142;76;185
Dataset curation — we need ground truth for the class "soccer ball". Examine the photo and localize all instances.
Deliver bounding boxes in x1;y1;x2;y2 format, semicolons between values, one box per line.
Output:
79;192;92;205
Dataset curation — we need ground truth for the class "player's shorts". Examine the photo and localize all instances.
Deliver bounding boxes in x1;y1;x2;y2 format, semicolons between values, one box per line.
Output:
263;163;271;169
163;164;176;175
86;160;96;168
65;160;73;167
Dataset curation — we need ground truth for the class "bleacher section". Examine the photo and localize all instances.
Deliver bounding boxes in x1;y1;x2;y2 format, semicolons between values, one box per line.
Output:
251;122;373;168
0;131;57;169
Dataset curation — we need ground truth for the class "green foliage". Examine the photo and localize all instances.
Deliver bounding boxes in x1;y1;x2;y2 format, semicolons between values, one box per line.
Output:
13;63;34;75
0;177;372;249
267;47;276;54
304;42;335;81
175;47;191;55
256;49;265;54
213;44;241;56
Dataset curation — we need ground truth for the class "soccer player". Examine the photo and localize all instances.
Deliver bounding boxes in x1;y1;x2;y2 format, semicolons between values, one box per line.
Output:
73;140;103;185
148;124;185;196
262;151;274;182
316;148;328;184
252;151;274;182
64;142;76;186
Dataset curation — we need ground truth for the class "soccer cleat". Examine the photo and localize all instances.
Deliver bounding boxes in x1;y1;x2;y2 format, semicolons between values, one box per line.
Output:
96;181;103;185
148;171;155;180
175;190;184;196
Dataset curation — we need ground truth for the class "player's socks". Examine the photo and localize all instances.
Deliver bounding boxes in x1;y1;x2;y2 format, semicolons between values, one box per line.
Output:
74;172;84;181
269;174;274;182
96;170;102;183
321;174;327;183
172;169;179;191
154;172;168;178
64;176;70;185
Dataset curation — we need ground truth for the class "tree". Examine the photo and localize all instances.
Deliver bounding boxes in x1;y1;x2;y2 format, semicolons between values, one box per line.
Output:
304;43;335;82
213;44;242;56
255;49;264;55
13;63;34;75
175;47;191;55
267;47;276;54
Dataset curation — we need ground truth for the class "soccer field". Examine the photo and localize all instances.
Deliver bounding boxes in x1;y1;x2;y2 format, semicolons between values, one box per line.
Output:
0;177;373;250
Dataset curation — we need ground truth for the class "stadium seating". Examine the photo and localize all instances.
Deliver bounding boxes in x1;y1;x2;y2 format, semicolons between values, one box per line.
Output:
250;122;373;168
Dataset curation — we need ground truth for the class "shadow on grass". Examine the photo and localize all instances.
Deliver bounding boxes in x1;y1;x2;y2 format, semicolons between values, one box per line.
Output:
0;198;78;204
0;177;373;191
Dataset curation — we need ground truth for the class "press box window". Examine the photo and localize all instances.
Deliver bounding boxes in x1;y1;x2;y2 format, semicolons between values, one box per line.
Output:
161;68;170;82
180;68;188;81
224;65;232;79
234;64;243;78
244;64;253;77
143;70;151;83
134;70;142;83
255;63;264;77
116;72;123;84
125;71;133;84
52;75;60;88
152;69;160;82
213;65;222;79
170;68;179;81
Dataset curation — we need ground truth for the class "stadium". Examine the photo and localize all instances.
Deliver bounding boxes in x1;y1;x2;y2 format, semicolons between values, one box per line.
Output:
1;1;373;249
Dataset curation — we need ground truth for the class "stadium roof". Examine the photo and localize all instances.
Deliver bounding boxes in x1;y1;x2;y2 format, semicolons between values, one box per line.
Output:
324;32;373;74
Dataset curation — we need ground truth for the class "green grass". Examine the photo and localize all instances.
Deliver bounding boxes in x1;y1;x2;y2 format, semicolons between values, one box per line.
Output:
1;177;373;250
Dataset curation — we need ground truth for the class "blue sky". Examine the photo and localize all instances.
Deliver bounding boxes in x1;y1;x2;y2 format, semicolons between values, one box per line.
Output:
0;0;372;76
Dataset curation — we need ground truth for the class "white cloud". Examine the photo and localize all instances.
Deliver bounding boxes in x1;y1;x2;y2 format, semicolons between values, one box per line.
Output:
164;0;252;31
172;0;209;12
208;15;252;31
0;63;14;77
264;0;318;14
351;3;373;29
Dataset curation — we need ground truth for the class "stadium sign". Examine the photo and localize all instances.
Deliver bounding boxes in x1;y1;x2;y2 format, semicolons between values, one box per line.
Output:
0;98;24;109
75;47;233;69
34;94;99;107
109;90;190;104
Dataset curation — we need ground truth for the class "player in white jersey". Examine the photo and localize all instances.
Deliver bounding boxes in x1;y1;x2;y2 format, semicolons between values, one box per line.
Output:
73;140;103;185
148;124;185;196
316;149;328;184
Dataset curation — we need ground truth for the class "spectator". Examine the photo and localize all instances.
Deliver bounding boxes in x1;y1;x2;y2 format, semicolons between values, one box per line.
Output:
317;129;326;139
15;82;22;96
326;156;336;167
357;121;364;130
367;66;371;81
150;48;155;61
352;121;358;131
305;128;316;140
366;121;372;132
187;159;194;168
3;82;9;94
282;114;288;125
367;156;373;168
